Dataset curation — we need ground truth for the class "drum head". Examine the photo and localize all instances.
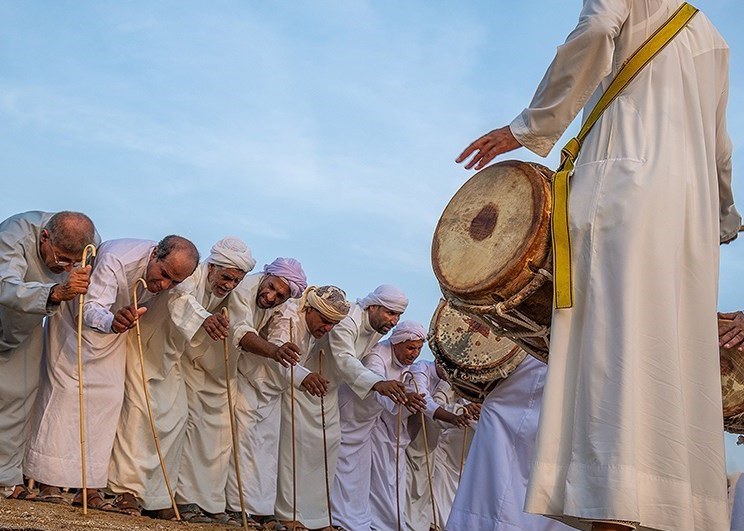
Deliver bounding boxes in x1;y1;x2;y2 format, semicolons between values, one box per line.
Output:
721;346;744;427
432;160;552;303
428;299;524;384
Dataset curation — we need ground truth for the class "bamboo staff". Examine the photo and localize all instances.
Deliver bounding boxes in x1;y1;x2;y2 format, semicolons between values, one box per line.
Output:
76;243;96;515
289;320;297;531
456;405;468;481
222;308;249;530
318;349;333;528
132;278;180;521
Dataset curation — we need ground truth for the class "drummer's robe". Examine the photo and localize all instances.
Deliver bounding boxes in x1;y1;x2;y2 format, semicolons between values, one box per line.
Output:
446;356;570;531
509;2;739;530
731;474;744;531
0;212;66;487
173;262;235;514
25;239;157;488
224;273;290;516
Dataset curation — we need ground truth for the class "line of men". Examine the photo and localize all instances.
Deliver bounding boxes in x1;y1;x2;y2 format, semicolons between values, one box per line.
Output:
0;210;479;531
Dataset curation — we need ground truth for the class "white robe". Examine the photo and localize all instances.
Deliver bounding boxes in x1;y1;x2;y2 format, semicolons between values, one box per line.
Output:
0;212;66;486
25;239;157;488
173;262;235;513
447;356;570;531
224;273;290;516
431;412;474;529
732;474;744;531
107;261;198;509
508;2;738;530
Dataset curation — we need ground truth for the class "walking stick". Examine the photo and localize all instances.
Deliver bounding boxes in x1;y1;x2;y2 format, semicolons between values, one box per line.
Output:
318;349;333;528
132;279;180;521
222;308;249;531
76;243;96;515
289;321;297;531
456;406;468;482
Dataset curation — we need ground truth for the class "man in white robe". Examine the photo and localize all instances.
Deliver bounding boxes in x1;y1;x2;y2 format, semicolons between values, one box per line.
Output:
0;211;96;500
332;320;428;531
172;237;256;524
224;257;308;530
107;237;255;521
272;285;352;530
25;235;198;511
446;356;571;531
456;2;740;530
731;473;744;531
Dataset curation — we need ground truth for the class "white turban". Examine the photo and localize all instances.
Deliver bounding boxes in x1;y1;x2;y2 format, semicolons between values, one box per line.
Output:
299;285;351;322
207;237;256;273
389;320;427;344
263;257;308;298
357;284;408;313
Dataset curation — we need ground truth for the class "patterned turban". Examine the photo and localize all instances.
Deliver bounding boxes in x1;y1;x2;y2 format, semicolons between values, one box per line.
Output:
389;320;427;344
263;257;307;298
207;237;256;273
299;285;351;322
357;284;408;313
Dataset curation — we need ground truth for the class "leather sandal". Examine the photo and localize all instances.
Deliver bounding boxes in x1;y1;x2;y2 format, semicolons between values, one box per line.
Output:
111;492;142;516
72;489;119;513
7;484;37;500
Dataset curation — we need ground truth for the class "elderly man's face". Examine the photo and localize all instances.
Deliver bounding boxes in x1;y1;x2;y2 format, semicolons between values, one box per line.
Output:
39;229;80;274
207;264;246;298
393;339;424;366
145;249;196;293
304;307;342;339
256;274;291;309
367;305;402;334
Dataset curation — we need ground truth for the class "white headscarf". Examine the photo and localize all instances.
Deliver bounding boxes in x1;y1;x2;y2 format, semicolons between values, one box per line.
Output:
357;284;408;313
263;257;308;298
207;237;256;273
389;320;427;344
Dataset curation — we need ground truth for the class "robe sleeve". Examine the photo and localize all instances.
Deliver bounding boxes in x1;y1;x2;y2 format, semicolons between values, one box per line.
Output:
413;368;440;420
229;286;260;350
510;0;631;157
363;351;397;414
82;251;122;333
713;49;741;242
327;319;383;400
168;273;213;345
0;227;58;316
264;305;311;389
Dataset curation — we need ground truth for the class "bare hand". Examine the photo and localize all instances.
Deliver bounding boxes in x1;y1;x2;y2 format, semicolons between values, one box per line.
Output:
271;342;301;367
719;311;744;350
404;392;427;414
372;380;408;405
203;313;229;341
463;402;481;421
456;126;521;170
50;265;92;302
300;372;329;397
111;304;147;333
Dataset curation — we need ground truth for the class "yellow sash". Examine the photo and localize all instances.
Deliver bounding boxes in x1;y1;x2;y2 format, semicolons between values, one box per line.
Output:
552;2;698;309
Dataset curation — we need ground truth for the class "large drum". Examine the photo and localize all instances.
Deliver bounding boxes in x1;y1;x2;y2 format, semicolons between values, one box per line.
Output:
432;160;554;363
721;345;744;434
428;299;526;403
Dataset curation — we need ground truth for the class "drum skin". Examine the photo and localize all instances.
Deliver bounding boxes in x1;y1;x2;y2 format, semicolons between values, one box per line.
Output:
428;299;525;403
432;160;552;305
721;345;744;433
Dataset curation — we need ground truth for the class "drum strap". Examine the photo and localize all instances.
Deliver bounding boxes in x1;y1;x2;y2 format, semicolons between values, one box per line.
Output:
551;2;698;309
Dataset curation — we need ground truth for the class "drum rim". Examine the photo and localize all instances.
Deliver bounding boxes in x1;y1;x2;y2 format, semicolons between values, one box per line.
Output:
431;160;552;301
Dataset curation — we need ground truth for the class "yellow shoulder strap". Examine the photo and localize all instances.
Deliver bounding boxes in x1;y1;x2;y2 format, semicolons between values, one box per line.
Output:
552;2;698;309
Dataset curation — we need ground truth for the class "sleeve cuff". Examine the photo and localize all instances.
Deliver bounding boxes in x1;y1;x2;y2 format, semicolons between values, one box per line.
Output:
510;112;555;158
292;364;312;389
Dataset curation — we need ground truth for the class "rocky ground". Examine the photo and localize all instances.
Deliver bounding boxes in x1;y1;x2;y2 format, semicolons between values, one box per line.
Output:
0;496;240;531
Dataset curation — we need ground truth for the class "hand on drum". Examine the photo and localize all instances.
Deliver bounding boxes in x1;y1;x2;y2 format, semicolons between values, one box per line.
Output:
719;311;744;350
456;125;521;170
404;392;427;414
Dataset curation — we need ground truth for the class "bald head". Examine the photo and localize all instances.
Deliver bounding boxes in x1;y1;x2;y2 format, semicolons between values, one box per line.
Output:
43;211;96;256
144;235;200;293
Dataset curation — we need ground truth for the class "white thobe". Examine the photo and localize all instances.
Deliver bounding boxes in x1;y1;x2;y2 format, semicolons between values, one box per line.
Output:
173;262;235;513
508;2;738;530
107;262;202;509
732;474;744;531
0;212;65;486
447;356;570;531
224;273;290;516
25;239;157;488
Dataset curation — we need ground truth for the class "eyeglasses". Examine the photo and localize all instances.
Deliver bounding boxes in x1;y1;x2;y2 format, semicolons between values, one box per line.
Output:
44;232;81;268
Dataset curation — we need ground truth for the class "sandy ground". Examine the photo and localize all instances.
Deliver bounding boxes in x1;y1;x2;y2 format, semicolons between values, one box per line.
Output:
0;496;243;531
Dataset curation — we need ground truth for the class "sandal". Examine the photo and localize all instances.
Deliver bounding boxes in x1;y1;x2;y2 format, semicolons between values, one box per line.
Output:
34;485;69;505
206;511;244;527
142;507;178;520
251;515;289;531
72;489;119;513
177;503;214;523
111;492;142;516
226;510;262;529
7;484;37;500
280;520;309;531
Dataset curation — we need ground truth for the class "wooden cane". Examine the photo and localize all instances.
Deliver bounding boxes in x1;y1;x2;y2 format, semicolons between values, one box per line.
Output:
318;349;333;528
289;320;298;531
132;279;181;521
456;405;468;482
222;308;249;530
76;243;96;515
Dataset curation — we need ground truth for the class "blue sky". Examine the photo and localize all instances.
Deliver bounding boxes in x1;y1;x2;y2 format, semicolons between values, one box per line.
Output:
2;1;744;469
